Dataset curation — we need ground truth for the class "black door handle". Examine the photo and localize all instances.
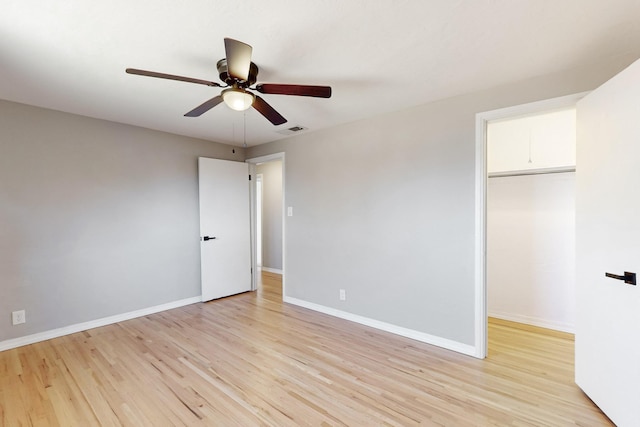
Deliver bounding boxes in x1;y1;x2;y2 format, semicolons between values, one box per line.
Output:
202;236;217;241
605;271;636;286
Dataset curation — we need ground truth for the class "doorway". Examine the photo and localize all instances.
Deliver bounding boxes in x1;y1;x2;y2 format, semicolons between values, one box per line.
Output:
474;92;588;358
486;109;576;334
246;153;285;296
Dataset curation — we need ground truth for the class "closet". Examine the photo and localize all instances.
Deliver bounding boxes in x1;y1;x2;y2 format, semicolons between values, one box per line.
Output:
487;108;576;332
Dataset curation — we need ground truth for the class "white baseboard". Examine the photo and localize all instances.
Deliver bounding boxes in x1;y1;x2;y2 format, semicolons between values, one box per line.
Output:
0;296;202;352
284;296;477;357
260;267;283;274
488;311;575;334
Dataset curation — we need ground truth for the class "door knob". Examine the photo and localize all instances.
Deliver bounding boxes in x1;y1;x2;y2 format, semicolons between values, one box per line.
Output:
202;236;217;241
605;271;636;286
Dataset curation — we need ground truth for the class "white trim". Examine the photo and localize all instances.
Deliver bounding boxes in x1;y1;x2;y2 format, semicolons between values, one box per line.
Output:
246;152;286;297
474;114;488;359
474;91;588;359
489;311;575;334
248;162;258;291
245;153;285;164
284;296;477;357
0;296;201;352
261;267;283;275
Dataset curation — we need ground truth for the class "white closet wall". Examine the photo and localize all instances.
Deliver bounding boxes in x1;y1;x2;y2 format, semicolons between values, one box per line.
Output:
487;173;575;331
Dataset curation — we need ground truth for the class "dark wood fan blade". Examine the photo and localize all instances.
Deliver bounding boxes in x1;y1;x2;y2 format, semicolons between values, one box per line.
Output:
256;83;331;98
126;68;221;87
224;38;252;81
253;96;287;125
184;96;223;117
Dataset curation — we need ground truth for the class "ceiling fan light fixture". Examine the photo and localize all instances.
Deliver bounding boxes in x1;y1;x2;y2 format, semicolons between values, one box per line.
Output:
127;38;331;125
222;88;255;111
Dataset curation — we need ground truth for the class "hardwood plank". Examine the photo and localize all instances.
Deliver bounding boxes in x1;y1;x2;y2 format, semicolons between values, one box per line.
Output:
0;273;612;426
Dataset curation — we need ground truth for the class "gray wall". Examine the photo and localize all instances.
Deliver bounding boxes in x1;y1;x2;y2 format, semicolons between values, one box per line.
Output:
247;54;637;346
256;161;283;271
0;99;243;341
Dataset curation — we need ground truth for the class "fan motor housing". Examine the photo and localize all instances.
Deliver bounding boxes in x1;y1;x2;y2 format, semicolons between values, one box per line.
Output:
217;59;258;88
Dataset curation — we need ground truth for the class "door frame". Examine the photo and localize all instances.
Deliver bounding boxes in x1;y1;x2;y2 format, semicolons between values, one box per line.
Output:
255;173;264;268
473;92;588;358
246;152;286;294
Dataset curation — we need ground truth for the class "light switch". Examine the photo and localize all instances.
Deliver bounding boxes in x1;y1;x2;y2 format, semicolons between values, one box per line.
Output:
287;206;293;217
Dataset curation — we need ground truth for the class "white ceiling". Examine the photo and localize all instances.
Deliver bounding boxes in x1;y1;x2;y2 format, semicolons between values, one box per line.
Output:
2;1;640;146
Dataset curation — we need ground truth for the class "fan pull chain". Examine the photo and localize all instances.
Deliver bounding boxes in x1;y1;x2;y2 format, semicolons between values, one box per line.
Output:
243;111;247;148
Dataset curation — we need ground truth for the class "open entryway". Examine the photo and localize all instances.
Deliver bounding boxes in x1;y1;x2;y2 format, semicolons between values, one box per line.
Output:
486;108;576;333
475;92;586;359
246;153;285;296
482;108;582;417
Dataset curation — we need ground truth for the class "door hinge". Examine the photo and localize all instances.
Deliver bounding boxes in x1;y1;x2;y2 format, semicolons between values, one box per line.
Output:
249;174;252;181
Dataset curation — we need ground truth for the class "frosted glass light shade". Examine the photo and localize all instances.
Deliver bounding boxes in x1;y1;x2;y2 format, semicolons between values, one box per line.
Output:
222;88;255;111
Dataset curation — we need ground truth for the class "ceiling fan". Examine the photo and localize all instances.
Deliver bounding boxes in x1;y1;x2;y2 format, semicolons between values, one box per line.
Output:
126;38;332;126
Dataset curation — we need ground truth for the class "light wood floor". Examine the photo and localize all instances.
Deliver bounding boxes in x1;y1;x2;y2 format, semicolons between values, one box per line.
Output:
0;272;611;426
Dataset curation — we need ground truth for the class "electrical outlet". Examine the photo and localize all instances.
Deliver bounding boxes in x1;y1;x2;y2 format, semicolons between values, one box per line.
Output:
339;289;346;301
12;310;26;325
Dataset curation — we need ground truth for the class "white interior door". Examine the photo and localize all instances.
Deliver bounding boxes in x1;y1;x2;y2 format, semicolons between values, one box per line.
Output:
575;59;640;426
198;157;251;301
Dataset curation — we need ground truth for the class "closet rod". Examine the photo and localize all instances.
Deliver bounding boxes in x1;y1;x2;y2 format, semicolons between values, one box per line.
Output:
488;166;575;178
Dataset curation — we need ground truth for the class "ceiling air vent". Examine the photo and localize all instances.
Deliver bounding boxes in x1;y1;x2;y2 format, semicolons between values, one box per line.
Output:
276;125;308;135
